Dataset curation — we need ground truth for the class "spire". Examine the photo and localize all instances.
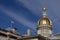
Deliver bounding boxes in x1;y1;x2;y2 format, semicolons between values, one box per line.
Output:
42;7;47;18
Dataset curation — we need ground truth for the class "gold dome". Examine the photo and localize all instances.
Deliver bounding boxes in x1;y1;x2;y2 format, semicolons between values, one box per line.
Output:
38;17;50;25
38;7;52;25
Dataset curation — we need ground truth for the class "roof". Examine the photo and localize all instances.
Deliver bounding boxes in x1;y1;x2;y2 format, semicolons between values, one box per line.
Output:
0;28;21;39
0;28;46;40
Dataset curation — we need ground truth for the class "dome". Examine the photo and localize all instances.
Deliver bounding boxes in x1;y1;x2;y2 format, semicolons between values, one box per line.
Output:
38;17;50;25
38;7;52;25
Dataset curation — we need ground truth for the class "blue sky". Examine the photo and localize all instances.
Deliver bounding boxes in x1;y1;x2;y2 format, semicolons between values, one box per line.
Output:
0;0;60;35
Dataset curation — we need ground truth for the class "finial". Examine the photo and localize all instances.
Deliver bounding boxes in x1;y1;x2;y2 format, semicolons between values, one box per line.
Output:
42;7;47;17
11;21;14;28
43;7;46;11
26;29;30;36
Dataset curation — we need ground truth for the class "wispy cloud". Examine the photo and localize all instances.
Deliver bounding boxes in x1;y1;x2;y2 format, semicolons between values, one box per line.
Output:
0;7;36;31
18;0;41;16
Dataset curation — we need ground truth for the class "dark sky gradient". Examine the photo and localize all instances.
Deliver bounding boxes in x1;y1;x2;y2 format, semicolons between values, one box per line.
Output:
0;0;60;35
